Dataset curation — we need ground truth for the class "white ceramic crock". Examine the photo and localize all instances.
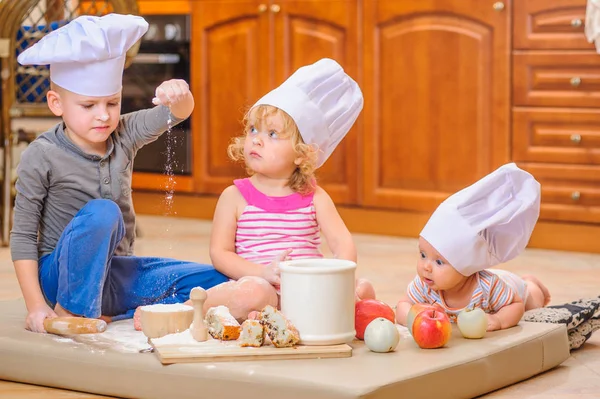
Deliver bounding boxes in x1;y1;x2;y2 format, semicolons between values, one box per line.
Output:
279;258;356;346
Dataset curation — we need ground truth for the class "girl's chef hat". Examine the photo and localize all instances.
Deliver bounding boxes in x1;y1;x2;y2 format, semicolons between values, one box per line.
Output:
251;58;363;168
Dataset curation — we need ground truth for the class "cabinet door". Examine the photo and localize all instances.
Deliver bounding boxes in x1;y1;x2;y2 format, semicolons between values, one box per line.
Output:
272;0;360;204
191;0;270;194
362;0;511;212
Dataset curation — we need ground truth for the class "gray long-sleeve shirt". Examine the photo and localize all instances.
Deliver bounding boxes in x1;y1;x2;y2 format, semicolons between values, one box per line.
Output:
10;105;183;261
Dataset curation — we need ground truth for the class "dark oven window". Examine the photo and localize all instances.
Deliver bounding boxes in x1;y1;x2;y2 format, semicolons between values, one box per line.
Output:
123;14;192;175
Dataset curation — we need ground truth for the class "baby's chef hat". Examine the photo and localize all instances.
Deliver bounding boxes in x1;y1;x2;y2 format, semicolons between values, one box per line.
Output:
17;13;148;97
251;58;363;167
420;163;541;276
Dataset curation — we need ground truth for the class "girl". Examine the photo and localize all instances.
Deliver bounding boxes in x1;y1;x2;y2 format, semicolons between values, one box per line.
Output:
207;58;376;320
395;163;551;331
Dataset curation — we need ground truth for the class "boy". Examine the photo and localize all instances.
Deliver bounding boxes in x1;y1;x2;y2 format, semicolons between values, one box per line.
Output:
11;13;229;333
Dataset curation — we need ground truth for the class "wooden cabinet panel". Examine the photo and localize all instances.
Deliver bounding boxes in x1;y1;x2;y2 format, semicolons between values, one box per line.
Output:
513;52;600;108
513;0;592;50
191;0;270;194
519;163;600;223
273;0;359;204
513;108;600;165
362;0;510;212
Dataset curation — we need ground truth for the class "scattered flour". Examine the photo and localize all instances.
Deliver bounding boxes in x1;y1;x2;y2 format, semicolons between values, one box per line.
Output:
49;320;149;354
140;303;193;312
152;328;197;346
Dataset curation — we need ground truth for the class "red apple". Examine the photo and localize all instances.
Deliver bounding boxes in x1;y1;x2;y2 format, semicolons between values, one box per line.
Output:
406;302;444;336
412;309;452;349
355;299;396;340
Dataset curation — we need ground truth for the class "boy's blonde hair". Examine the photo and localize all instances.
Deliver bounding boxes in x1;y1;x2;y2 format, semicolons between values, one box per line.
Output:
228;105;318;195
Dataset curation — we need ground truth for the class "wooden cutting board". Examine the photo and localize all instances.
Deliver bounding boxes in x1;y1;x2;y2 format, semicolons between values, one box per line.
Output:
150;335;352;364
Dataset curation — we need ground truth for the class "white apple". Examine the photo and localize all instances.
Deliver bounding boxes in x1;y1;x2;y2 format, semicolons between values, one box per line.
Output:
364;317;400;353
457;307;487;339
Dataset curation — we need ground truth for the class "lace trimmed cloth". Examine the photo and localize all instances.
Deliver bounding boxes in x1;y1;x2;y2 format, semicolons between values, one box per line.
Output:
522;297;600;351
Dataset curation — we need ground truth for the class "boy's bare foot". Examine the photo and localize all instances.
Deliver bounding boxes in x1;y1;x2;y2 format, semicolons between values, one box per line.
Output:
355;278;376;302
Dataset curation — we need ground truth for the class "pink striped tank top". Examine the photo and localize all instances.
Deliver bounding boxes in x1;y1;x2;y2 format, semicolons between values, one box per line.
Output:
234;178;323;265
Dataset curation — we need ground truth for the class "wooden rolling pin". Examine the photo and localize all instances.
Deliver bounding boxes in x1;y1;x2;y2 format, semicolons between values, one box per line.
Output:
43;317;107;335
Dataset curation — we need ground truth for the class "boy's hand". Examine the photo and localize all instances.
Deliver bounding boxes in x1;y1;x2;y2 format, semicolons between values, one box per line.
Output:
152;79;192;107
26;303;58;333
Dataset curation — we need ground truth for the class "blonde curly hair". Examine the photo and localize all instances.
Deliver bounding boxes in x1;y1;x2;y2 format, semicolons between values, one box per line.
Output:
228;105;319;195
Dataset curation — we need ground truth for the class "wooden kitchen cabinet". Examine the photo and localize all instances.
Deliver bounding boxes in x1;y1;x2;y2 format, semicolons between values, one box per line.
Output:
512;0;600;226
190;0;360;204
189;0;269;195
361;0;511;212
133;0;600;254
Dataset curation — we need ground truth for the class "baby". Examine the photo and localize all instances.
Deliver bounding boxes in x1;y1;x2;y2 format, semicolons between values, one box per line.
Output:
395;163;551;331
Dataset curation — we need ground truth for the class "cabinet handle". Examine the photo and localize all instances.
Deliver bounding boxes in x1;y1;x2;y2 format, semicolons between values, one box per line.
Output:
571;191;581;201
258;4;267;13
570;134;582;144
571;18;583;28
270;4;281;13
570;77;582;87
492;2;505;11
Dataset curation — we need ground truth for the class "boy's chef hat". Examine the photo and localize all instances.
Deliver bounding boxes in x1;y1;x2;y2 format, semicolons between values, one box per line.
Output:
420;163;541;276
17;13;148;97
251;58;363;167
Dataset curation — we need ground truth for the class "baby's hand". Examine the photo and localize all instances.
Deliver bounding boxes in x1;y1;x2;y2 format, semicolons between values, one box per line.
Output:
486;313;502;332
262;249;293;287
26;303;58;333
152;79;191;107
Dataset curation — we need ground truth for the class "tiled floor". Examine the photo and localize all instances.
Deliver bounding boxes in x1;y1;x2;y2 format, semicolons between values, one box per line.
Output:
0;215;599;398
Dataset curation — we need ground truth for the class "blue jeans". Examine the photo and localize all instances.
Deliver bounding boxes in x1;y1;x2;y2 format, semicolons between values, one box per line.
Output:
38;199;228;320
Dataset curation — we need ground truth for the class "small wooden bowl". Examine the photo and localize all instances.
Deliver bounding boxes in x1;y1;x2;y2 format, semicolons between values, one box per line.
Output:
140;303;194;339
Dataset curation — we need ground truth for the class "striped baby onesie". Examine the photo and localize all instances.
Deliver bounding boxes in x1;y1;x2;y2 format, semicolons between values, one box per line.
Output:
233;178;323;265
406;269;515;322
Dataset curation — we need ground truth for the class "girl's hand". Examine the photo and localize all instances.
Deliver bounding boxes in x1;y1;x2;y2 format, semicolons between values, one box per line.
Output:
26;303;58;333
486;313;502;332
262;249;293;287
152;79;192;107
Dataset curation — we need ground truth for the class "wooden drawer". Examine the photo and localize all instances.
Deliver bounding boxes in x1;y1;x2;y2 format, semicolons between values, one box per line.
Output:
513;108;600;165
514;0;593;49
513;52;600;108
519;163;600;223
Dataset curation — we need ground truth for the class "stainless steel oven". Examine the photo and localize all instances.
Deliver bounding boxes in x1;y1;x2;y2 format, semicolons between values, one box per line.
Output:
122;14;191;175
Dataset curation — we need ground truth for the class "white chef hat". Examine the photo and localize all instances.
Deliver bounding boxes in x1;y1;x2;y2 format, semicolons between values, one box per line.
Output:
17;13;148;97
251;58;363;167
420;163;541;276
